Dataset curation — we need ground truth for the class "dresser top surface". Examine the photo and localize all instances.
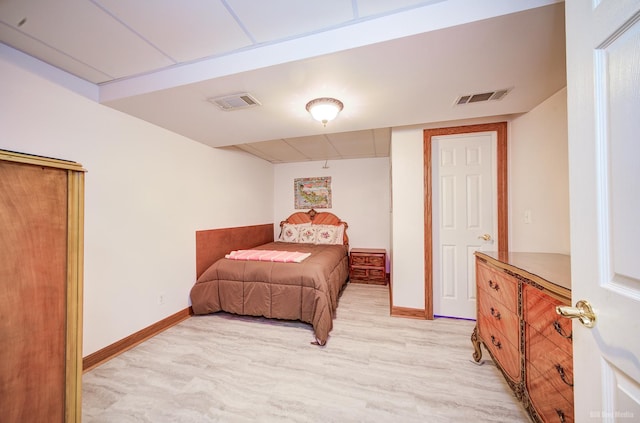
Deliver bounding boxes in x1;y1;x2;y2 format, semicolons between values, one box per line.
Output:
477;251;571;293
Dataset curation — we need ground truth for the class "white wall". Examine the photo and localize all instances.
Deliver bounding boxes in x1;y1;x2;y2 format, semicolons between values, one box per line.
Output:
389;130;426;308
509;88;570;253
0;48;274;356
390;94;570;309
274;158;391;266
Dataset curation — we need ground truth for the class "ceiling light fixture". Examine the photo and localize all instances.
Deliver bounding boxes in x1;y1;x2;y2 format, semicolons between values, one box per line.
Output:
305;97;343;126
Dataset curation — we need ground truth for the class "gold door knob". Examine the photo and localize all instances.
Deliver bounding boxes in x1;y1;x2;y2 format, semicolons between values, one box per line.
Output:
556;300;596;328
478;234;492;241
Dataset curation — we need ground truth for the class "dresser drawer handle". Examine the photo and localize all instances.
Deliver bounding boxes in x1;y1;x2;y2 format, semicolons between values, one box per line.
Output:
490;307;501;320
553;320;573;340
554;364;574;387
490;335;502;349
488;279;500;291
556;409;566;423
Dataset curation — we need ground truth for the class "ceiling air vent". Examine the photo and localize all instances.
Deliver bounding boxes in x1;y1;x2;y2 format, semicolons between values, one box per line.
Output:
208;93;261;111
455;88;511;105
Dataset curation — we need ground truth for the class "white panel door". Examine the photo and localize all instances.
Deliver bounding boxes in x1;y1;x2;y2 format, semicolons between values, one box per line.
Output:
432;132;496;319
565;0;640;420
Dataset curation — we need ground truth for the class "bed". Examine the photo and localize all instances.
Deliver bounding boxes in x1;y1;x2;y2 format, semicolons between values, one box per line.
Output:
189;209;350;345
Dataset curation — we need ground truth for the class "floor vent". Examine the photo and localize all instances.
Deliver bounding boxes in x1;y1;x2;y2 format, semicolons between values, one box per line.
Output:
455;88;511;105
208;93;262;111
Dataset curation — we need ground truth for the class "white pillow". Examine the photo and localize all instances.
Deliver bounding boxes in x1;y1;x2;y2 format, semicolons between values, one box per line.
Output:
315;225;337;244
298;226;317;244
315;224;345;245
333;224;345;245
279;223;310;242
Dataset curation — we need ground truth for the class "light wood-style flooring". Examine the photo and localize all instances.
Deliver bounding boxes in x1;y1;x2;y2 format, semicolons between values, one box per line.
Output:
83;283;530;422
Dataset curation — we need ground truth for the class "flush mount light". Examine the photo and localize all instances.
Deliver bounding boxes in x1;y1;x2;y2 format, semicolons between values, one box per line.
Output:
305;97;344;126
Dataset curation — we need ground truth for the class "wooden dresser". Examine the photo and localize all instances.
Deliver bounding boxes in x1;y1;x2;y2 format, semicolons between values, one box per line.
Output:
472;252;573;423
349;248;387;285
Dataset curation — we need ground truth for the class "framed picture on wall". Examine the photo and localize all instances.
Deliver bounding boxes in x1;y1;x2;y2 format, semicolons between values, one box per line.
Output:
294;176;332;209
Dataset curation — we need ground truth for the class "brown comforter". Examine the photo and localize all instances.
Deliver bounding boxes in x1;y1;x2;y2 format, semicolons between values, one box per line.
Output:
190;242;349;345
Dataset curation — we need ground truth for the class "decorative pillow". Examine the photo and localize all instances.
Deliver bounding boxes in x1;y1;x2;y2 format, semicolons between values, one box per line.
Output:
279;223;310;242
333;224;345;245
298;226;317;244
315;225;338;244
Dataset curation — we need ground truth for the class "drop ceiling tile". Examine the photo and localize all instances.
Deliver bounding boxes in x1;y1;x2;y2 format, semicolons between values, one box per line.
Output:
373;127;391;156
96;0;253;62
247;139;310;162
229;144;277;163
356;0;446;17
226;0;353;43
0;25;112;83
326;130;377;157
0;0;174;79
286;135;341;160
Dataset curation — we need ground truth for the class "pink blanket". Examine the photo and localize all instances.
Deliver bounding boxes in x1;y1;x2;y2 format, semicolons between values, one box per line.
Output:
225;249;311;263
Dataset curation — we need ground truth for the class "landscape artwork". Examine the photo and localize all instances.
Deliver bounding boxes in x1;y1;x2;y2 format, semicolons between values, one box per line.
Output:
294;176;332;209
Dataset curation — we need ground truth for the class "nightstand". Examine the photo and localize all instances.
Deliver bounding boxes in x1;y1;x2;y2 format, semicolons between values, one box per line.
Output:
349;248;387;285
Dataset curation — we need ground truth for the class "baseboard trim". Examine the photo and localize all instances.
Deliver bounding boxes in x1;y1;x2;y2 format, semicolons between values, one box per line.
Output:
83;307;193;372
390;306;427;320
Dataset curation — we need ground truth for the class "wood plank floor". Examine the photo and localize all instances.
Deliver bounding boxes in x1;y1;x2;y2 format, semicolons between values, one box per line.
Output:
82;283;530;422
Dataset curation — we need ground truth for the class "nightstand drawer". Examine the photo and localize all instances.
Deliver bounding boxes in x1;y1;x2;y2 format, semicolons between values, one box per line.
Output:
351;254;385;267
351;267;386;281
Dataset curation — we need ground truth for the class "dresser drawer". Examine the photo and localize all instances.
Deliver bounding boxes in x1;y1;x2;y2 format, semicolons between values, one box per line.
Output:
523;284;573;355
477;261;518;313
351;253;385;267
477;310;521;382
526;325;574;404
527;364;574;423
477;286;519;349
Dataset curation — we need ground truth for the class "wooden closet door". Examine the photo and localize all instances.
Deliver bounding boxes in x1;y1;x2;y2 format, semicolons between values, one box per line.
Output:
0;160;68;422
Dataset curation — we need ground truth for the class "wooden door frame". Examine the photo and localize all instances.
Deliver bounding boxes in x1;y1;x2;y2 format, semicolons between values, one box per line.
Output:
423;122;508;319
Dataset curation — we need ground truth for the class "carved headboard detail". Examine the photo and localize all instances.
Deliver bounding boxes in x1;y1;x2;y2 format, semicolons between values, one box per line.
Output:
279;209;349;245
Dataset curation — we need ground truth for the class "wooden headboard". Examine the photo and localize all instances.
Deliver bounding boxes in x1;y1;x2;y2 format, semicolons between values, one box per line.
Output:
279;209;349;245
195;223;274;279
195;211;348;279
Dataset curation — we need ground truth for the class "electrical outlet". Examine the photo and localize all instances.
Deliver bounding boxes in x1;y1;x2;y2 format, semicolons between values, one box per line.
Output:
524;210;532;224
158;294;165;305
